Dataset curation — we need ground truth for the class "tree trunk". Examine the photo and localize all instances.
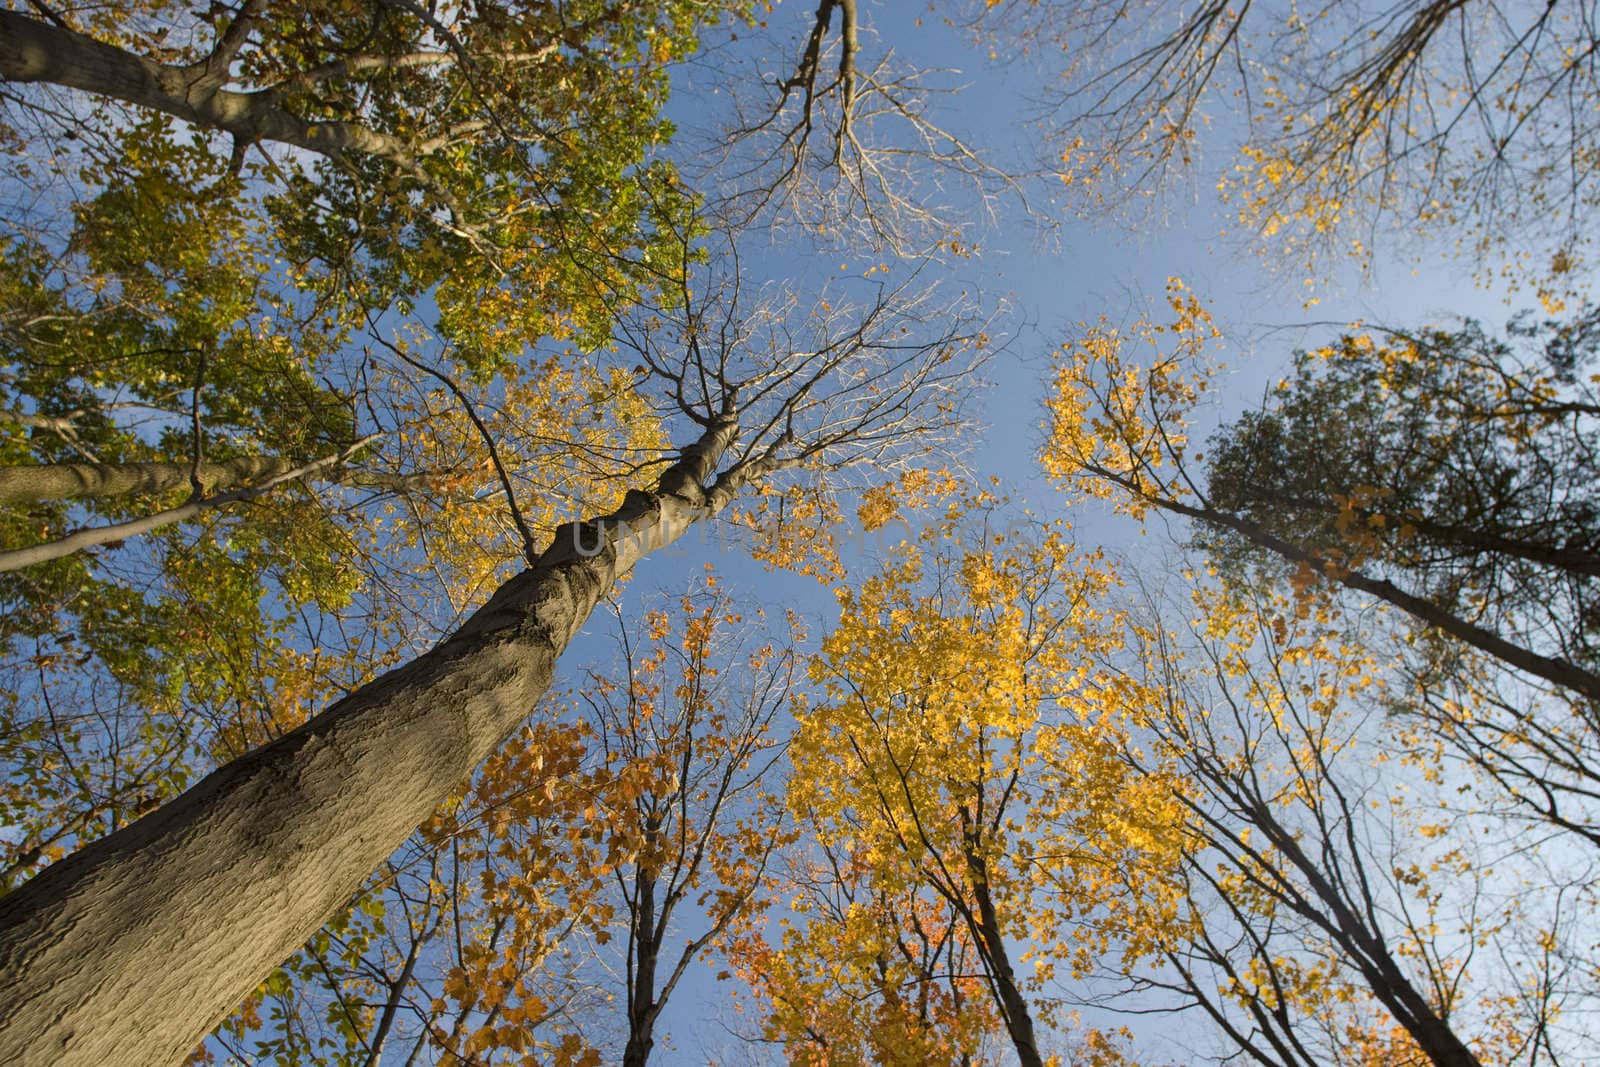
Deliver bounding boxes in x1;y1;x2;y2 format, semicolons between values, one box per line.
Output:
1153;495;1600;704
1265;826;1483;1067
963;851;1044;1067
0;422;740;1067
0;10;420;167
0;442;375;573
623;870;661;1067
0;455;297;506
360;934;421;1067
1271;492;1600;578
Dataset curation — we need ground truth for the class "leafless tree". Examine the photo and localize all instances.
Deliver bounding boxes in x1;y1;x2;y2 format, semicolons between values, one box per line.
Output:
689;0;1033;255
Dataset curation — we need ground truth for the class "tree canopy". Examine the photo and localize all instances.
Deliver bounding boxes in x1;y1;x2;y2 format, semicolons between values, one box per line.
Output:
1;1;1598;1065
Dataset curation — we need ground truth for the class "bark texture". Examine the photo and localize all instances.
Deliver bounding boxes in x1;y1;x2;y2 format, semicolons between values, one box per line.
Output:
0;455;296;506
0;423;738;1067
0;10;419;166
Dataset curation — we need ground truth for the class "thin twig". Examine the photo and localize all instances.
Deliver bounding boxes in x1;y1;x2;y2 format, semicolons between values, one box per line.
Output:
376;336;540;565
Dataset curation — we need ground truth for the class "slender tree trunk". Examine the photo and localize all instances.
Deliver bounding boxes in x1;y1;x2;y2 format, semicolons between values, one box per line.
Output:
360;935;421;1067
623;871;661;1067
0;455;297;506
1151;494;1600;704
0;451;443;509
0;441;376;573
963;851;1044;1067
1272;492;1600;578
0;422;740;1067
1264;825;1483;1067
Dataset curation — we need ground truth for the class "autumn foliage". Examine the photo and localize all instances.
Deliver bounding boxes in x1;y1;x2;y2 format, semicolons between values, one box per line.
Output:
2;1;1599;1065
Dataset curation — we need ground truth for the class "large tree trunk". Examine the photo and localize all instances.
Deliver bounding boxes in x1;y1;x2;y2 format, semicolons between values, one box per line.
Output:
0;455;297;506
0;422;740;1067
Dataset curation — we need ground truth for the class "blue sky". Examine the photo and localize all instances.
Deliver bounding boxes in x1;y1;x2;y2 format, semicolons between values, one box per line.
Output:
559;2;1586;1060
34;2;1556;1061
2;2;1590;1063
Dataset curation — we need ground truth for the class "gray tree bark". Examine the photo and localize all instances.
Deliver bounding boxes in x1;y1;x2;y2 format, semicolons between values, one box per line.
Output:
0;441;378;573
0;421;742;1067
0;455;296;506
0;9;423;167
